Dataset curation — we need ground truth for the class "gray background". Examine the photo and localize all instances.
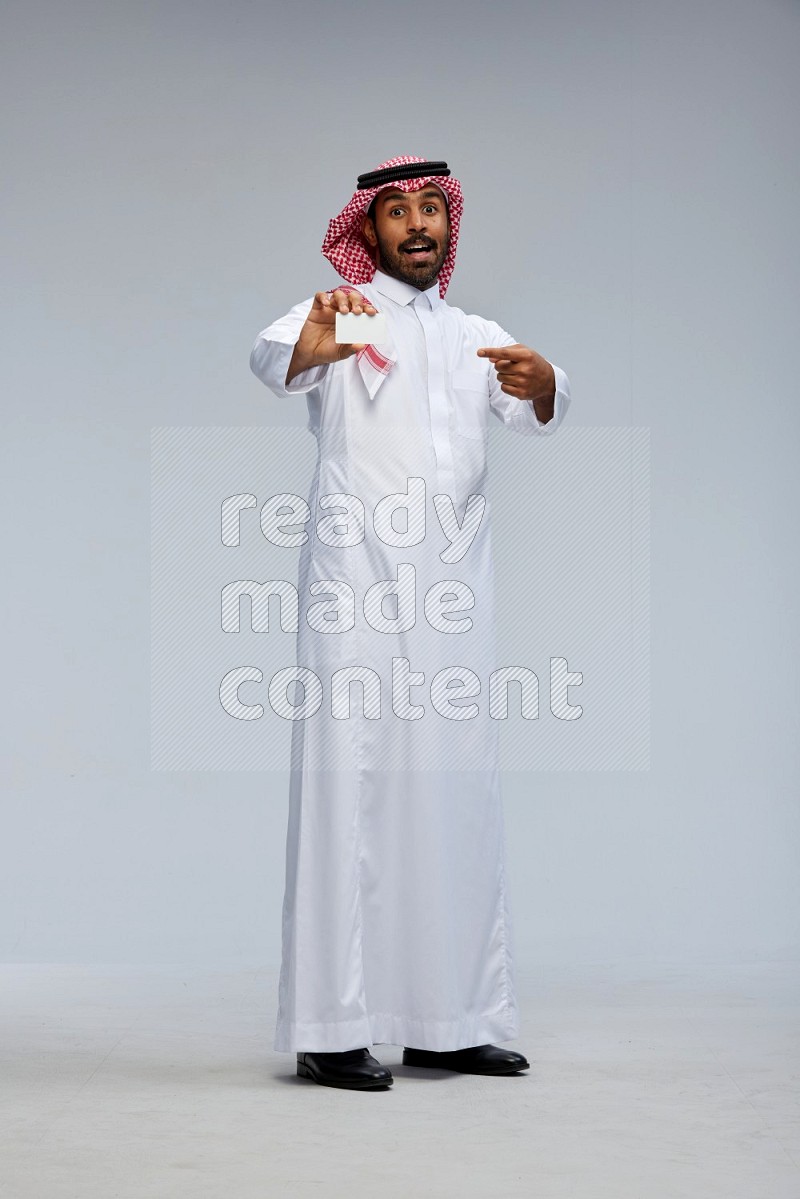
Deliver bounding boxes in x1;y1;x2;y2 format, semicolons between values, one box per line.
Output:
2;0;798;970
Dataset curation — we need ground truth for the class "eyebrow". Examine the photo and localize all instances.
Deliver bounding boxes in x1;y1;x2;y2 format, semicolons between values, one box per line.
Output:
379;189;444;206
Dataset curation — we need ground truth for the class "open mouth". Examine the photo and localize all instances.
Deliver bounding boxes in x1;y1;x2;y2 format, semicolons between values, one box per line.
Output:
403;243;435;259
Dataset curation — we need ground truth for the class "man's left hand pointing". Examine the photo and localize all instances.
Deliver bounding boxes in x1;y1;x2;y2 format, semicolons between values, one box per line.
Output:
477;344;556;411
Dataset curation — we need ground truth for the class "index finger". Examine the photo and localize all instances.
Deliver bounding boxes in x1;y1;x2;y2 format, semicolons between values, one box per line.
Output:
477;345;525;360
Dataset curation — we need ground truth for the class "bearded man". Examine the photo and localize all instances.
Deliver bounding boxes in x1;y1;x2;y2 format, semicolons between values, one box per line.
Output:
250;156;571;1090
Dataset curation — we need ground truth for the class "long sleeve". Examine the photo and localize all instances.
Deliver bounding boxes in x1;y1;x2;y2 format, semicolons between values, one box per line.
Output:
480;319;571;436
518;363;571;435
249;297;331;400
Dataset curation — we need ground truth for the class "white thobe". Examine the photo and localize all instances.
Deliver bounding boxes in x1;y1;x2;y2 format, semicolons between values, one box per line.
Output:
250;269;571;1053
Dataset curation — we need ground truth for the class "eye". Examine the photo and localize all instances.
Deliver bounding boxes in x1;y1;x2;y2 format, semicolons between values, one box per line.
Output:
423;205;437;213
390;207;405;217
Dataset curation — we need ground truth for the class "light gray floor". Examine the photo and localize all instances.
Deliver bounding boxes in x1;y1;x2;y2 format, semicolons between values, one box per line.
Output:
1;962;798;1198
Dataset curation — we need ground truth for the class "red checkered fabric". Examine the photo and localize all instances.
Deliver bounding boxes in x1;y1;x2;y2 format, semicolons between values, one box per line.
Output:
321;155;463;299
324;285;396;399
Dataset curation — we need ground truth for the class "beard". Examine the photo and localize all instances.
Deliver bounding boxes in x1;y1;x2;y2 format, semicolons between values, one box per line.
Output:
374;225;450;291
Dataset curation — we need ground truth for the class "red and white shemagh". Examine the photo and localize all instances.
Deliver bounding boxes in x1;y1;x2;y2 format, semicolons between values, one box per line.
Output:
321;155;464;401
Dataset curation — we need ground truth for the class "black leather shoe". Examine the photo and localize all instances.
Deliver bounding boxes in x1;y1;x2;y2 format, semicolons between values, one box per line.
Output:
402;1043;529;1075
296;1048;393;1090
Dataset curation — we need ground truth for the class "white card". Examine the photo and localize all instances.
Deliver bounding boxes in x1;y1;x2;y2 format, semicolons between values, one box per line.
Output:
335;312;387;344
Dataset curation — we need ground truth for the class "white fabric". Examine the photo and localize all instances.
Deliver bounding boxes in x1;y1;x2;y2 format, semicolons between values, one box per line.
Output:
250;270;571;1052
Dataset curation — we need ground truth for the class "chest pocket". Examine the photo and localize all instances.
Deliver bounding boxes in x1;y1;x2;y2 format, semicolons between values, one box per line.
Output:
450;368;489;440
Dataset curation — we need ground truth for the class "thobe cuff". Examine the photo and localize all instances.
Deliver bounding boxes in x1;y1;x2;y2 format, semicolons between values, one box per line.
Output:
250;335;329;398
523;363;571;433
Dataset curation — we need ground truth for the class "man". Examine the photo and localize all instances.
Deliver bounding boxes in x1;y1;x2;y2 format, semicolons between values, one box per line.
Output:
250;156;571;1090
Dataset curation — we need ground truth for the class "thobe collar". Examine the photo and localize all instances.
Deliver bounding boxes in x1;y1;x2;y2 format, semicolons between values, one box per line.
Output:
352;271;442;402
370;269;443;311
